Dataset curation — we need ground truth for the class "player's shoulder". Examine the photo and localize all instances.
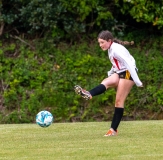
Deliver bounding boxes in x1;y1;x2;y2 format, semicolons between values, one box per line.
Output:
112;42;125;48
111;42;127;51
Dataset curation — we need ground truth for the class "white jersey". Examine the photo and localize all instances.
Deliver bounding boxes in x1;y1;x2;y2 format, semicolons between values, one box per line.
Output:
108;42;142;87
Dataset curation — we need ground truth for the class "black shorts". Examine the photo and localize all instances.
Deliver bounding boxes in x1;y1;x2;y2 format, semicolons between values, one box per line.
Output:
117;70;133;81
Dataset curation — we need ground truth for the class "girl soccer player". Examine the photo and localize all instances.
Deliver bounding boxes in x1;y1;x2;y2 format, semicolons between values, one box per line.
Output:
74;30;143;136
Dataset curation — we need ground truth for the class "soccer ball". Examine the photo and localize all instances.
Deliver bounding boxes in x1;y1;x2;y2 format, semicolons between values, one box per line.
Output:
36;110;53;128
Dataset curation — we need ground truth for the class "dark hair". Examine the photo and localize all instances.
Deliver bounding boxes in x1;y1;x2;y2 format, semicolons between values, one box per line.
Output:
98;30;134;45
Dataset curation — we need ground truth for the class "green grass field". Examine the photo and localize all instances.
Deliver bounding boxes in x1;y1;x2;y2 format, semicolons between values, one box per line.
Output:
0;120;163;160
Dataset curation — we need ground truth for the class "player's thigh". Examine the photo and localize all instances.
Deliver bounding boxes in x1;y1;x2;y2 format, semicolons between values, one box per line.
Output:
116;79;134;103
101;73;119;89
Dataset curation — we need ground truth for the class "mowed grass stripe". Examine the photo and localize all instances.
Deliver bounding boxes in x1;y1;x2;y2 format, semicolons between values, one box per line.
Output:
0;121;163;160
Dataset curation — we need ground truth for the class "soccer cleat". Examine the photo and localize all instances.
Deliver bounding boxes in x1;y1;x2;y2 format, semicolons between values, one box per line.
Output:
104;128;118;137
74;85;92;100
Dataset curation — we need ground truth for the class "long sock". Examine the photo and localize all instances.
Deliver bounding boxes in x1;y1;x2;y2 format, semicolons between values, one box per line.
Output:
111;107;124;131
89;84;106;96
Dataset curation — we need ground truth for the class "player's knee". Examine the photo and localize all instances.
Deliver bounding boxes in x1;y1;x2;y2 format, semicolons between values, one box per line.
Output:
115;98;124;107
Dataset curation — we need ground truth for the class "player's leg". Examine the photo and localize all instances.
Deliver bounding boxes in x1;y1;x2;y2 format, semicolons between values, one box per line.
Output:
101;73;119;89
104;78;134;136
115;78;135;107
74;73;119;100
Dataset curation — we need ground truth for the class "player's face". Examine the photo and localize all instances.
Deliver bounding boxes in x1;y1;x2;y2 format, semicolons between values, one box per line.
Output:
98;38;112;51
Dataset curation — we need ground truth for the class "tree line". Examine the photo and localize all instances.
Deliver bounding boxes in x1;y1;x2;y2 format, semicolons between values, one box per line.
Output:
1;0;163;40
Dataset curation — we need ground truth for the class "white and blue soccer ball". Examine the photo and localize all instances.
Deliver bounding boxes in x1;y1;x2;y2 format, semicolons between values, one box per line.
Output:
36;110;53;128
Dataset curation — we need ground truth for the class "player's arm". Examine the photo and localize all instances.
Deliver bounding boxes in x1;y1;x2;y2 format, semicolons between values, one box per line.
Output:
107;66;115;77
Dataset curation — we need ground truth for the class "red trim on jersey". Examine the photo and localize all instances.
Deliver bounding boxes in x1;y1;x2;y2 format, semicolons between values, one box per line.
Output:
113;57;120;70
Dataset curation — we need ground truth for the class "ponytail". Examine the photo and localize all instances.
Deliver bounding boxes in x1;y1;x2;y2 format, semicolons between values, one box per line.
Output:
113;39;134;45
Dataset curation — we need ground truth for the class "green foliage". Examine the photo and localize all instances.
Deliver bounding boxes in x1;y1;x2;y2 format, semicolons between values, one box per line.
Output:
0;34;163;123
60;0;113;25
1;0;115;40
1;0;163;123
115;0;163;29
2;0;163;44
